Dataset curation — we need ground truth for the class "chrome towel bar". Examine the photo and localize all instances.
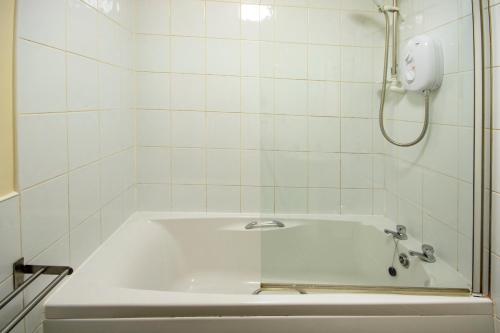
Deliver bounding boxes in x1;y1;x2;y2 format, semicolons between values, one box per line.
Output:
245;220;285;230
0;258;73;333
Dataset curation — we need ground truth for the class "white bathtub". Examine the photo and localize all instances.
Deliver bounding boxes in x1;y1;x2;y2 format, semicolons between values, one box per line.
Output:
44;213;494;333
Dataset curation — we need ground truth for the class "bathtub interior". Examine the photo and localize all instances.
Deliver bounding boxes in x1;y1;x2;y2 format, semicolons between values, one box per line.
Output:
75;214;470;296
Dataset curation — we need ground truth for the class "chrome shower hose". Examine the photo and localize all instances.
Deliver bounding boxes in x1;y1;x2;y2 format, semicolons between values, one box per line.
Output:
378;10;430;147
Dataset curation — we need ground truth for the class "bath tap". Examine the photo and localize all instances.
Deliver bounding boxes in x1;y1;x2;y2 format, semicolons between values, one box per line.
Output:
384;225;408;240
409;244;436;263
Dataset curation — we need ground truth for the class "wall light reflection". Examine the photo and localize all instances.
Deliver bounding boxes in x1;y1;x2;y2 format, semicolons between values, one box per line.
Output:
241;4;273;22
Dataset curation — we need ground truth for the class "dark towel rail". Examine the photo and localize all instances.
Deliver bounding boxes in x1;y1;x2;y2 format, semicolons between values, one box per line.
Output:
0;258;73;333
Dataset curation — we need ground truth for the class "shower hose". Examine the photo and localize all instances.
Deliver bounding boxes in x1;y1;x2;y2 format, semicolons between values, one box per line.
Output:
378;10;430;147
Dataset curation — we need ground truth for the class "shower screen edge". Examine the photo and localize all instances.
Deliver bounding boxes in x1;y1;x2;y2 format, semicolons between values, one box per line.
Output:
472;0;492;297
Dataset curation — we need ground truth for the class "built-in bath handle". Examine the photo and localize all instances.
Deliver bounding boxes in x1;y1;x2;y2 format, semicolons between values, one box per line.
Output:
245;220;285;230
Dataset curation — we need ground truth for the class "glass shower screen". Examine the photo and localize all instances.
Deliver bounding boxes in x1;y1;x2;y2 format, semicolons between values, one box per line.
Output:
253;0;475;293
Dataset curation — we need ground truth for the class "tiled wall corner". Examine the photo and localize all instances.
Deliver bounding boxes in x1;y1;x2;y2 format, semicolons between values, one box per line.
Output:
0;0;138;332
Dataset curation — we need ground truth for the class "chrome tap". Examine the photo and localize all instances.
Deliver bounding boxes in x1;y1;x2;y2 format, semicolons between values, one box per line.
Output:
409;244;436;263
384;225;408;240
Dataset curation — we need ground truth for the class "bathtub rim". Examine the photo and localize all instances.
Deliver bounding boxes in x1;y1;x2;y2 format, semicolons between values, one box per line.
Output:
44;212;491;321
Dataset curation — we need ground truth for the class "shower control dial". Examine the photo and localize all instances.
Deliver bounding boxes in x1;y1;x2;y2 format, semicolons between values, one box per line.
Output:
404;53;413;64
405;70;416;83
400;35;443;93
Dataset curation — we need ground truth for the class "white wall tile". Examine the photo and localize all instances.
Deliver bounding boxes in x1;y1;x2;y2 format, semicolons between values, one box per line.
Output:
137;110;171;146
274;42;307;79
172;185;206;212
242;114;274;150
422;170;458;229
207;39;241;75
171;0;205;37
102;109;125;156
341;154;373;189
137;147;171;184
170;37;205;74
308;188;341;213
100;153;127;204
16;41;66;115
0;197;21;283
136;72;170;109
18;115;68;189
68;112;100;169
308;81;340;117
308;152;340;187
206;113;241;148
309;117;340;152
207;149;241;185
67;54;100;111
242;41;260;76
69;162;101;229
275;79;308;116
170;74;205;110
240;4;261;40
67;0;98;58
308;45;341;81
171;111;205;147
241;150;274;186
340;11;381;47
17;0;66;49
275;152;308;187
135;34;170;72
341;47;373;82
21;176;69;261
275;6;308;43
341;189;372;214
97;14;120;64
275;187;307;213
70;213;101;267
241;186;274;213
206;1;241;39
309;8;340;44
341;83;373;118
137;184;171;211
101;194;124;240
275;115;308;151
171;148;206;184
207;185;240;212
206;76;240;113
99;64;122;110
341;118;372;153
135;0;170;35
